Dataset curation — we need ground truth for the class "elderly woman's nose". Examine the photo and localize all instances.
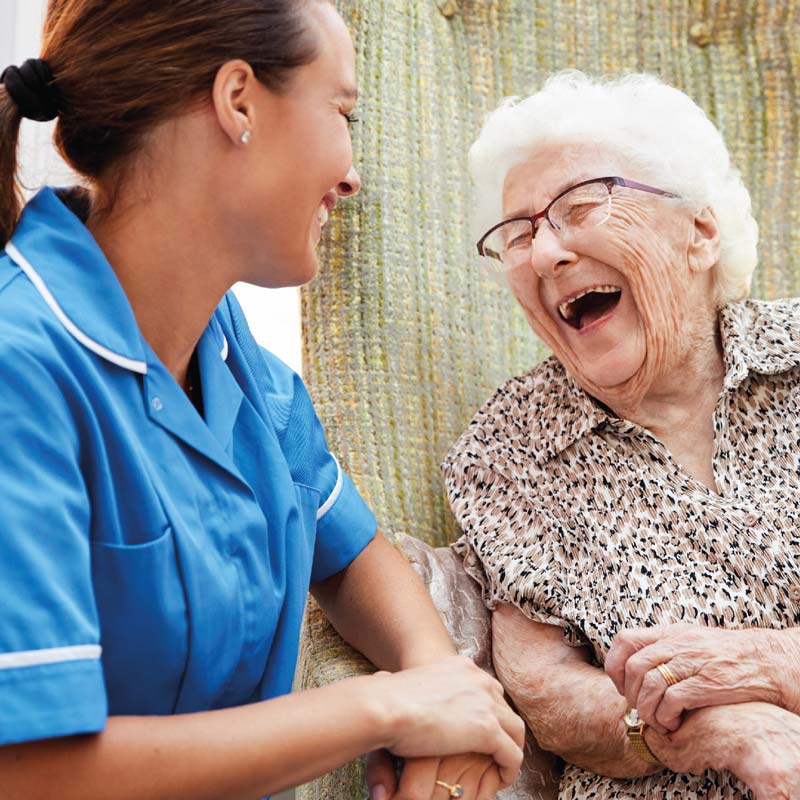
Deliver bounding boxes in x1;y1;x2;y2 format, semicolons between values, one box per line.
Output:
530;225;578;278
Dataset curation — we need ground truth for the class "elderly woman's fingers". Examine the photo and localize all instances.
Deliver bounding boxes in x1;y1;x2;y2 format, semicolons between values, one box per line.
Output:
605;626;669;695
365;749;401;799
452;760;491;800
393;756;439;800
475;763;502;800
621;645;688;710
400;754;496;800
632;659;688;733
651;677;712;732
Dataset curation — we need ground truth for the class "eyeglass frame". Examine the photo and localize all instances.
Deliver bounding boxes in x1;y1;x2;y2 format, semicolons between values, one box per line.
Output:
476;176;679;263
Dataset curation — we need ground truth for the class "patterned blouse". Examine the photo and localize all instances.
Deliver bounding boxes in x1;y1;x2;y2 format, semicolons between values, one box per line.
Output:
443;298;800;799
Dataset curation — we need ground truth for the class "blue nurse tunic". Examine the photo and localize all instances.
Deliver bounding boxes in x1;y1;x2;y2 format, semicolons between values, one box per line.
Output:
0;188;377;748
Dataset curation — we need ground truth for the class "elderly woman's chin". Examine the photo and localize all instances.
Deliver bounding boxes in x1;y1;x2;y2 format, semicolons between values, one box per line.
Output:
557;331;646;395
518;295;647;396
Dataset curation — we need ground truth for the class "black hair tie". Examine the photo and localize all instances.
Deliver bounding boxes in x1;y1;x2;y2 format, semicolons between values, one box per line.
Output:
1;59;60;122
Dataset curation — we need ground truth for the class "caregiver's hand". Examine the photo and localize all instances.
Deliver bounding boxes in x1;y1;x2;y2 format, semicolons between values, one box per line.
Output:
366;750;503;800
605;622;798;733
372;656;525;786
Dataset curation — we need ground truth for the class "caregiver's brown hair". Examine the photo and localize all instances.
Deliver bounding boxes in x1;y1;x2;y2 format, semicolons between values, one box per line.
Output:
0;0;325;245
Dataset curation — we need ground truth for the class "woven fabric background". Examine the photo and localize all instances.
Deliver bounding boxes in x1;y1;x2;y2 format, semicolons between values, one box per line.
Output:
297;1;799;797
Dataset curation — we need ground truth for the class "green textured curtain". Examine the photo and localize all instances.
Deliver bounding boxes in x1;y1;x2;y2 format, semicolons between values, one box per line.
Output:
298;1;799;797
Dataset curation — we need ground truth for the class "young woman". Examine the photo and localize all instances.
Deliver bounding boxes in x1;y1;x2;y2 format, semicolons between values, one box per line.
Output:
0;2;524;798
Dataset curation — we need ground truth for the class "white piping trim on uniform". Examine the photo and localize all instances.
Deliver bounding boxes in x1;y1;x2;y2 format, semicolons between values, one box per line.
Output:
0;644;101;671
220;334;229;361
317;456;343;520
5;242;148;375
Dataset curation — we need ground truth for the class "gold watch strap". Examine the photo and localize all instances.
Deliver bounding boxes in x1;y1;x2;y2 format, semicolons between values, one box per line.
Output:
624;710;663;766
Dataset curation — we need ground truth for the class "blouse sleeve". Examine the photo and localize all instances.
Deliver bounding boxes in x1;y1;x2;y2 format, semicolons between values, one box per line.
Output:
443;456;589;649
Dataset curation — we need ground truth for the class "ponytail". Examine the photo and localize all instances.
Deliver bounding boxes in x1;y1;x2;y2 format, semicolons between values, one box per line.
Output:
0;85;23;247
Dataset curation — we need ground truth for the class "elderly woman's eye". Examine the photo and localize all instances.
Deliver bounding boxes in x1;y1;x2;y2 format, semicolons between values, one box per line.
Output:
507;231;533;249
564;201;604;224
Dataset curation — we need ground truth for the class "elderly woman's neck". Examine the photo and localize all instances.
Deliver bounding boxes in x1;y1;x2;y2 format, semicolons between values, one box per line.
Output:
603;315;725;491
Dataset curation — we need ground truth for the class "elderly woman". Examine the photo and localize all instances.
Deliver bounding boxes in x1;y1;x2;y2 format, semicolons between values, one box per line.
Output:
443;70;800;800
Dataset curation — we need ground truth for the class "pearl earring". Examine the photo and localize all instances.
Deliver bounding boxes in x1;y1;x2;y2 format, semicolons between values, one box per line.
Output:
239;130;251;145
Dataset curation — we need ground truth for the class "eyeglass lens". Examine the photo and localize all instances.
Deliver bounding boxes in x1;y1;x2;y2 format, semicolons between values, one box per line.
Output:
482;182;612;271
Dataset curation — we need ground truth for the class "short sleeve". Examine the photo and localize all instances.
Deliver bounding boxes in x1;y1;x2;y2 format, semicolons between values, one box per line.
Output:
261;353;377;583
443;455;589;649
0;347;106;745
220;293;377;583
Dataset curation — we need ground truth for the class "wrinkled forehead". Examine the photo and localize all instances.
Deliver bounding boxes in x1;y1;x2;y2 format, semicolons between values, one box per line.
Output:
500;140;633;217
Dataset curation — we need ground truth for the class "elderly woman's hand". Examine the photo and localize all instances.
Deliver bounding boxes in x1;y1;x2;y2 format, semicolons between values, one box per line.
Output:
605;623;800;732
723;703;800;800
648;702;800;800
645;702;800;798
365;750;502;800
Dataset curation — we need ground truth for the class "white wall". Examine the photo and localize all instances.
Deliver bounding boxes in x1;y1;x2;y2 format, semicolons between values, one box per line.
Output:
0;0;302;374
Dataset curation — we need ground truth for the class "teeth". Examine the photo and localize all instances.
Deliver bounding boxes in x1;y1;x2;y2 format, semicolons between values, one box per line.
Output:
317;204;329;227
559;285;620;321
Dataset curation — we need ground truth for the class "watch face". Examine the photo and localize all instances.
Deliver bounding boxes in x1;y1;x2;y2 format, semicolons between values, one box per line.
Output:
624;708;641;727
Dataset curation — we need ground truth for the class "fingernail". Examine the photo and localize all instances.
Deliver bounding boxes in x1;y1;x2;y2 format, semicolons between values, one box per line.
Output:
371;785;387;800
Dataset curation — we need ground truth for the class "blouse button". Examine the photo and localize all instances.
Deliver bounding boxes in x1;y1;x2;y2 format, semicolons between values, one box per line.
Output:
151;396;164;413
790;586;800;602
740;511;759;527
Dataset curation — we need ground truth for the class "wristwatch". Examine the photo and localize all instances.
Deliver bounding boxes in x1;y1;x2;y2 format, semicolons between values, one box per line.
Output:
623;708;663;766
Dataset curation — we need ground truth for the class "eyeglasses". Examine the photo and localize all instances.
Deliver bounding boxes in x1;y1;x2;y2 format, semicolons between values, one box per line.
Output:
476;176;678;273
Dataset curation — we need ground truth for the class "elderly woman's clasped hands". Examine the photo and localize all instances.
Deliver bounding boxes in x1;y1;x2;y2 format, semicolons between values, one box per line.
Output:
605;622;800;732
605;623;800;796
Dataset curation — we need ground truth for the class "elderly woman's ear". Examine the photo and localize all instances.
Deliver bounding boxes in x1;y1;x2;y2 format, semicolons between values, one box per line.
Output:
687;207;721;274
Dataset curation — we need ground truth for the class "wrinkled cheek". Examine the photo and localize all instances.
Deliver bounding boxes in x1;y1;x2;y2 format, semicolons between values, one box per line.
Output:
505;269;538;318
505;271;554;340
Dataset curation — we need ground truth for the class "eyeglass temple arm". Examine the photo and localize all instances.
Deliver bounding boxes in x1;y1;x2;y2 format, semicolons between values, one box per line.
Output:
615;177;678;198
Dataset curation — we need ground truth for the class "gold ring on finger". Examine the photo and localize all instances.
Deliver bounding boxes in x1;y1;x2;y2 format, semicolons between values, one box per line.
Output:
434;780;464;798
656;663;679;687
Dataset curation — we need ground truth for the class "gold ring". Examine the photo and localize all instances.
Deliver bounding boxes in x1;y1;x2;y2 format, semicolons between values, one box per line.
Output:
656;663;679;687
435;780;464;798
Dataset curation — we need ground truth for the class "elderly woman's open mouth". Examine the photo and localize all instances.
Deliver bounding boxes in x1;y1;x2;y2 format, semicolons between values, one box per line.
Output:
558;285;622;330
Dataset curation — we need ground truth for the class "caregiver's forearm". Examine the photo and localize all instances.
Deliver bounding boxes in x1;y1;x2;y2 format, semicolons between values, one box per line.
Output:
0;675;398;800
311;530;456;670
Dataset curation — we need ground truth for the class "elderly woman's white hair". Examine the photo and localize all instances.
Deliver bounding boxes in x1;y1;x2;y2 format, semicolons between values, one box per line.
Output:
469;71;758;306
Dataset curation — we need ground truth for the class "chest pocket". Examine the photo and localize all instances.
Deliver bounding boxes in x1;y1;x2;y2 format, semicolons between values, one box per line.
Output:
90;525;188;715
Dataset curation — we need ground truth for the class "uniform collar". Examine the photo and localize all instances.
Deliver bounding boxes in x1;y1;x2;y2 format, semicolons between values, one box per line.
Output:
525;299;800;466
6;187;148;372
